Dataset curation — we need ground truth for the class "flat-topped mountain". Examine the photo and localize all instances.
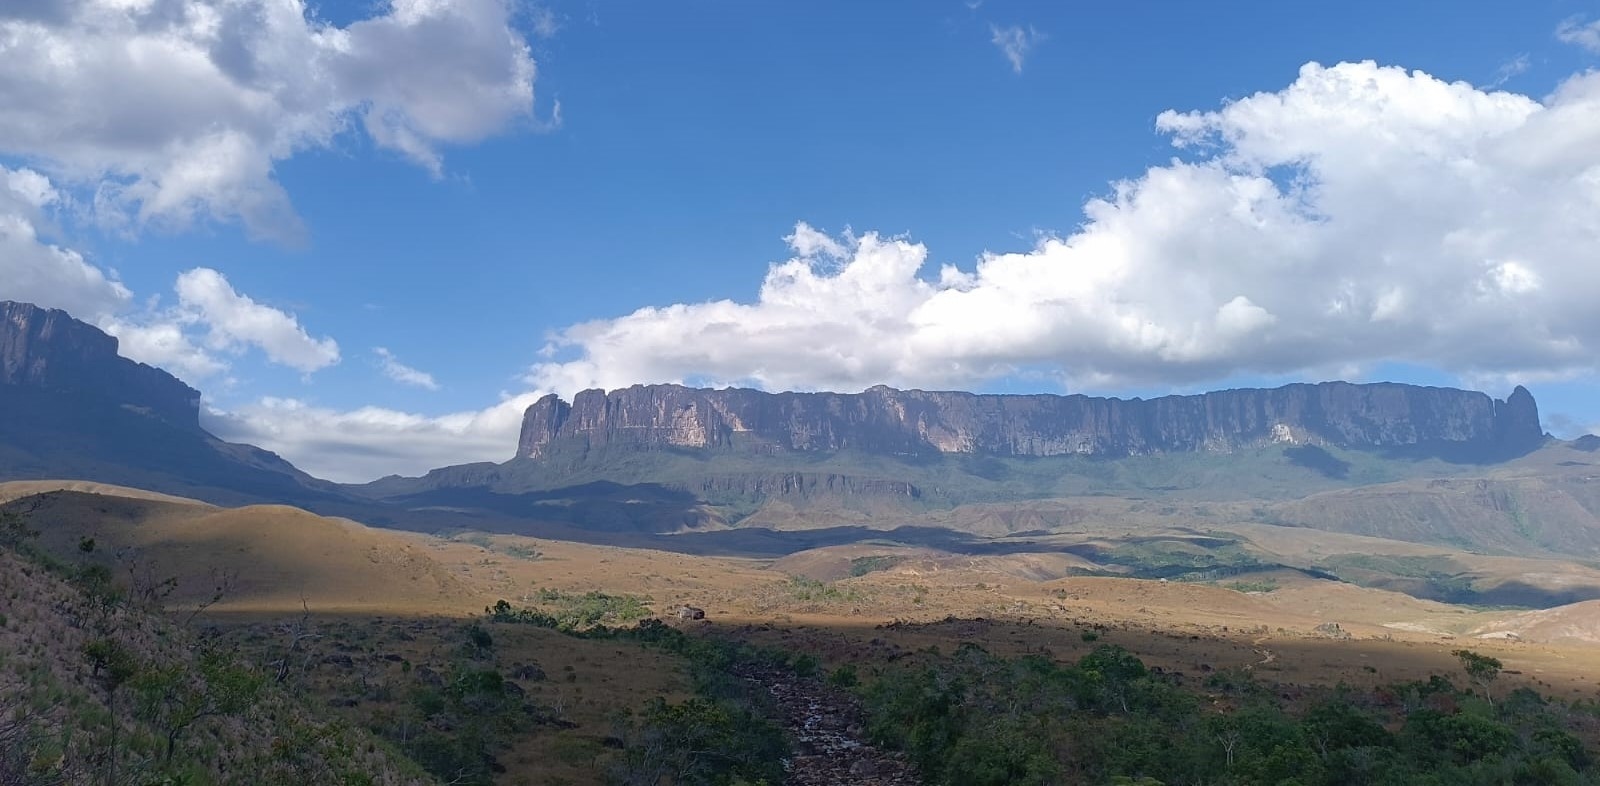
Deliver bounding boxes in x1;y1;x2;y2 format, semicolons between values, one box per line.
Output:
518;382;1543;462
8;298;1595;563
0;301;343;506
350;380;1584;555
2;301;201;429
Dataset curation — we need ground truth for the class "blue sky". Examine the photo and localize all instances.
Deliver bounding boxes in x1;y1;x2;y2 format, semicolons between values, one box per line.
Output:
3;0;1600;480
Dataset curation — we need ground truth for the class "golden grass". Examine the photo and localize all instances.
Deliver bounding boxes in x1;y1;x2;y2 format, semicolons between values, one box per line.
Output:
11;480;1600;784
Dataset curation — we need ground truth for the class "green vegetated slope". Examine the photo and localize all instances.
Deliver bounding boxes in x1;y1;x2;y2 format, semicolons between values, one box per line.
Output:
857;641;1600;786
0;543;428;784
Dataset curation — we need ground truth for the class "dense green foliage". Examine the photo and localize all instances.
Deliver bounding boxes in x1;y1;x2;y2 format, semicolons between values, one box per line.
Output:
392;664;533;784
489;590;655;631
858;643;1599;785
850;555;904;576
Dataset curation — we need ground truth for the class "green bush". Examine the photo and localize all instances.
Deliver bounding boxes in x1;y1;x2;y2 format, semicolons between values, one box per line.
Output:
609;698;787;786
827;665;859;688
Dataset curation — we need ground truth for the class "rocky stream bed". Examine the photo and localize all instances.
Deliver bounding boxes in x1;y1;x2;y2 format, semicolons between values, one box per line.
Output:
733;664;922;786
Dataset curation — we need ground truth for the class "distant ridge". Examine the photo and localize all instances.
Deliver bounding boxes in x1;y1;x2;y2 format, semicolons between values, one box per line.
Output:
517;382;1544;462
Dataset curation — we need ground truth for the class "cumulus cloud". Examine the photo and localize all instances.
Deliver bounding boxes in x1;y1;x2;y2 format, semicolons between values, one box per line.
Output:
0;165;133;319
172;268;340;373
101;317;229;381
97;267;342;381
0;166;305;381
0;166;338;382
529;62;1600;397
0;0;538;240
990;24;1043;74
203;393;539;482
1557;16;1600;53
374;347;440;390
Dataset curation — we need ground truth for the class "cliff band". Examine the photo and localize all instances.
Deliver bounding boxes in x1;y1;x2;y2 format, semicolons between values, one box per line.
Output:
519;382;1542;460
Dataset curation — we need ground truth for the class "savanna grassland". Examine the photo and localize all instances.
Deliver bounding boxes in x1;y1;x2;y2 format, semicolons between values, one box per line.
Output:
6;481;1600;785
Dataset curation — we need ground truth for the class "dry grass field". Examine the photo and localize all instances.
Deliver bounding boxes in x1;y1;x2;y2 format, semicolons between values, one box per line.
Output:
8;479;1600;784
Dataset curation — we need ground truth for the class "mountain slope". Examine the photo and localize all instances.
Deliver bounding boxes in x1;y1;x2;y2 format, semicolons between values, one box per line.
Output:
359;382;1584;558
0;301;352;507
0;547;428;784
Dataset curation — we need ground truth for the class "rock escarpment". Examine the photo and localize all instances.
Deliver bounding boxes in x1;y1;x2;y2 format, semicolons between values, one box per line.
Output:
1;301;200;429
518;382;1543;461
0;300;348;508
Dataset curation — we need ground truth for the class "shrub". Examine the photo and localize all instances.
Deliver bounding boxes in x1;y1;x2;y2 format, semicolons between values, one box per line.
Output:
827;665;859;688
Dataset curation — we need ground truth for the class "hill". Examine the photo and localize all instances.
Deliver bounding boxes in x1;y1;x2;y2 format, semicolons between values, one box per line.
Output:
0;546;427;784
5;482;472;613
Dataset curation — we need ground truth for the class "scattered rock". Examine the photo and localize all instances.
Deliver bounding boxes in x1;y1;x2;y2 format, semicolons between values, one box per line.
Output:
677;605;706;621
1314;622;1351;640
735;663;920;785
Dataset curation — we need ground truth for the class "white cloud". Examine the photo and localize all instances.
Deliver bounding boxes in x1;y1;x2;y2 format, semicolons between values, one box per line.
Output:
203;392;540;482
529;5;560;39
374;347;440;390
0;0;538;240
1487;54;1529;88
0;165;133;320
990;24;1043;74
1557;16;1600;54
0;166;338;381
101;317;228;381
529;62;1600;397
173;268;340;373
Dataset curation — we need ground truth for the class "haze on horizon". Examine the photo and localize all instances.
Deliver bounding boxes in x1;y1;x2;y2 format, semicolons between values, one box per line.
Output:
2;1;1599;481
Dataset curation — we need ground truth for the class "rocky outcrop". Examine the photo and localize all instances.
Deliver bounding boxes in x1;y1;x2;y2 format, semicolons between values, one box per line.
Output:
518;382;1543;461
1;301;200;429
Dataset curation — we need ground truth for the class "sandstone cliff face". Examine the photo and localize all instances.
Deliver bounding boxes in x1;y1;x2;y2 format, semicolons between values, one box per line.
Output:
518;382;1542;461
1;301;200;429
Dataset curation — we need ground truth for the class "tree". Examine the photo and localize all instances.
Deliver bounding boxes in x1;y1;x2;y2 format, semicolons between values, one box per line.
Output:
134;650;263;764
269;596;321;685
1453;649;1502;707
465;623;494;659
83;638;140;786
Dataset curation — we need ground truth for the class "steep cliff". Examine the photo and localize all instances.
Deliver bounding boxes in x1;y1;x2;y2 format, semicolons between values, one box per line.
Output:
0;301;348;508
1;301;200;429
517;382;1543;461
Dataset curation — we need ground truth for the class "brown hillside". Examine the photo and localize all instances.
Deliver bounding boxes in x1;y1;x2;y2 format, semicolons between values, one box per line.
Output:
10;488;472;612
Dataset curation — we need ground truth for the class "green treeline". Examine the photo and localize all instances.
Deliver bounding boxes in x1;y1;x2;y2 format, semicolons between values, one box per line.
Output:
858;642;1597;786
